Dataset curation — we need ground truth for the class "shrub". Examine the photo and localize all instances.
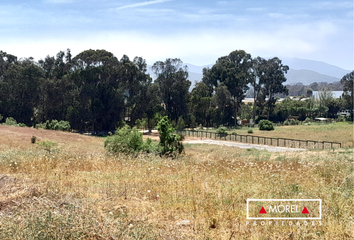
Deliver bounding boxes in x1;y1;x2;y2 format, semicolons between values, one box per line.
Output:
135;119;147;129
31;136;37;144
105;125;143;154
216;126;227;134
57;120;71;131
157;116;184;156
290;119;299;125
337;116;346;122
248;129;253;134
104;125;157;155
5;117;17;126
37;120;71;131
36;140;58;153
19;123;26;127
283;120;290;125
258;120;274;131
304;117;312;123
141;137;159;153
176;117;185;131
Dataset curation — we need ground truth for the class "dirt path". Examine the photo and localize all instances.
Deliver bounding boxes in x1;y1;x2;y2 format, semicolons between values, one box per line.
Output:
142;130;306;152
183;139;306;152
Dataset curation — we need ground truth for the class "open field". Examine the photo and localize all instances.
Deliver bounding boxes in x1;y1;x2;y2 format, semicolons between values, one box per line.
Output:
196;122;353;147
0;125;353;239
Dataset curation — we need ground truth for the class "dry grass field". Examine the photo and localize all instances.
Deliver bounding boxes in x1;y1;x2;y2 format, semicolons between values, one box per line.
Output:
0;125;353;239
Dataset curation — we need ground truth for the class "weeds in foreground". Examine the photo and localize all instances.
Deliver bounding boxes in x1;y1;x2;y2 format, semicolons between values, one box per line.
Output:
0;144;352;239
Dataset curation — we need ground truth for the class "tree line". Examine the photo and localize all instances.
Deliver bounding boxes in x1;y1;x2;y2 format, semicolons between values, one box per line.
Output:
0;49;352;131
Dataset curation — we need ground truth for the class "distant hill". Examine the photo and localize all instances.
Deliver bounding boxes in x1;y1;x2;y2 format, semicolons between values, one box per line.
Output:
285;69;340;85
281;58;351;79
147;58;351;91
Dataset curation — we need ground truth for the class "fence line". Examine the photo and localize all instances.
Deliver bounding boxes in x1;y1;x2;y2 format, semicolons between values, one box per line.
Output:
176;130;342;149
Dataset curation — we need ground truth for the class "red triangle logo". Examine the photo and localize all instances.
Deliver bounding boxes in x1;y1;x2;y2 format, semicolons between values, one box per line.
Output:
259;206;267;214
301;207;309;214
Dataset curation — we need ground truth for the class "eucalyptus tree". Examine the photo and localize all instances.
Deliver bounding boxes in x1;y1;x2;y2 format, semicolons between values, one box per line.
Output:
152;58;191;122
120;55;155;126
204;50;253;125
250;56;265;122
189;81;212;126
340;71;353;109
36;50;75;123
259;57;289;119
213;82;232;125
0;57;44;124
70;49;123;130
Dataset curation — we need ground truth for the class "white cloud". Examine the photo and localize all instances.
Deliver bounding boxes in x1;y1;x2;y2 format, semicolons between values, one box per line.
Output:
0;1;352;70
115;0;172;10
3;19;346;67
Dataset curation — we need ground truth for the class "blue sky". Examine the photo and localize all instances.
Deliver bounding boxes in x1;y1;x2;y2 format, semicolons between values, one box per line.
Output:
1;0;353;69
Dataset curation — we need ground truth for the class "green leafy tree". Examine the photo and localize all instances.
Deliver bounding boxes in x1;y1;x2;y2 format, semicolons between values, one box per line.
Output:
152;59;191;122
157;116;184;156
205;50;253;125
213;83;232;125
0;58;44;125
251;57;265;122
340;71;353;109
189;81;211;126
259;57;289;119
70;49;124;130
318;87;333;117
258;119;274;131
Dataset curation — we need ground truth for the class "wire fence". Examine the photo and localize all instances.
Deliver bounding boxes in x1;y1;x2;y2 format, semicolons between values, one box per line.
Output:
176;130;342;149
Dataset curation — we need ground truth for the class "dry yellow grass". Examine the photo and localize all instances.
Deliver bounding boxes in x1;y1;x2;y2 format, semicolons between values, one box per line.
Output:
0;126;352;239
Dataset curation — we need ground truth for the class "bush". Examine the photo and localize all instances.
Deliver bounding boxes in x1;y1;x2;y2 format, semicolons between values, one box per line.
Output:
141;137;159;153
31;136;37;144
36;140;58;153
258;120;274;131
216;126;227;134
283;120;290;125
248;129;253;134
135;119;147;129
290;119;299;125
5;117;17;126
304;117;312;123
157;116;184;156
104;125;153;155
336;116;346;122
36;120;71;131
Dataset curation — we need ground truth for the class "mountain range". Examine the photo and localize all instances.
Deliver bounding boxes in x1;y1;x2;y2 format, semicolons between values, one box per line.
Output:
148;58;352;89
